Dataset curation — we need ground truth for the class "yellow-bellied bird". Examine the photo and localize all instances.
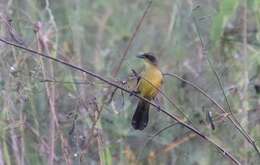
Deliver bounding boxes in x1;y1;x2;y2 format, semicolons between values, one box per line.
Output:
132;53;163;130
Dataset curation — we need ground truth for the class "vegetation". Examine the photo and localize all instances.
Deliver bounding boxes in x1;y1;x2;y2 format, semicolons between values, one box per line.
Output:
0;0;259;164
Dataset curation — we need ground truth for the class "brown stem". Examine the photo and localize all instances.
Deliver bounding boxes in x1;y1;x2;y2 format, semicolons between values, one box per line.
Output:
112;0;152;76
35;22;58;165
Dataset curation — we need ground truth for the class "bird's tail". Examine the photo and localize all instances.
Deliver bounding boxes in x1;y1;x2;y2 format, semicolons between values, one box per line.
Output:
131;99;150;130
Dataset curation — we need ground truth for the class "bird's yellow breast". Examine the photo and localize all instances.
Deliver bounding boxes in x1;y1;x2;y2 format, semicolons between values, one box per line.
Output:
137;64;163;99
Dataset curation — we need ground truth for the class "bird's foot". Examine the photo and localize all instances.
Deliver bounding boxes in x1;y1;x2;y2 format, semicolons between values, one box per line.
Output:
131;69;141;83
129;90;140;96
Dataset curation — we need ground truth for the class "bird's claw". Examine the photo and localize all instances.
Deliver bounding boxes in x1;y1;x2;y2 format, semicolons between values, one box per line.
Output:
129;90;140;96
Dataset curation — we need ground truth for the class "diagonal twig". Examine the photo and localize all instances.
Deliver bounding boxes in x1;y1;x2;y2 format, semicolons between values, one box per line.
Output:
112;0;153;76
192;16;260;157
137;121;179;160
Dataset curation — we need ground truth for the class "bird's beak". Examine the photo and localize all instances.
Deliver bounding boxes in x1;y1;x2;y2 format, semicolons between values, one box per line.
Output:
136;53;145;59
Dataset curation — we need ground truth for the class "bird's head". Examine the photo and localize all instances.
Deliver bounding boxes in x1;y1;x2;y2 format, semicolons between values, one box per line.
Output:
136;52;158;66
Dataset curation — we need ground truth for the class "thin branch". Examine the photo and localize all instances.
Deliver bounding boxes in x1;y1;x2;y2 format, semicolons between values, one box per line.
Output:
112;0;152;76
163;72;231;114
35;21;57;165
39;79;94;85
137;121;179;160
0;38;241;164
192;16;260;157
157;132;197;154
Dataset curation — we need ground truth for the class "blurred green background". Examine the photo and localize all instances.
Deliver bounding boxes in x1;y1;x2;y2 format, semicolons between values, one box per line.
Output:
0;0;260;164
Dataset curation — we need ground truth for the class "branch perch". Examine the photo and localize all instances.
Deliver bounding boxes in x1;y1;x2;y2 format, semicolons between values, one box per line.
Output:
0;38;241;165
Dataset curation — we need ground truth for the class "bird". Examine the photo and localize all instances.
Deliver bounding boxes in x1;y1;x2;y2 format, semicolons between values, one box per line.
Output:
131;52;163;130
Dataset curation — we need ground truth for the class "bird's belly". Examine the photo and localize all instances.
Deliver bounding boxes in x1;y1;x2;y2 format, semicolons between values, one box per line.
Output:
138;71;162;98
139;82;158;98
